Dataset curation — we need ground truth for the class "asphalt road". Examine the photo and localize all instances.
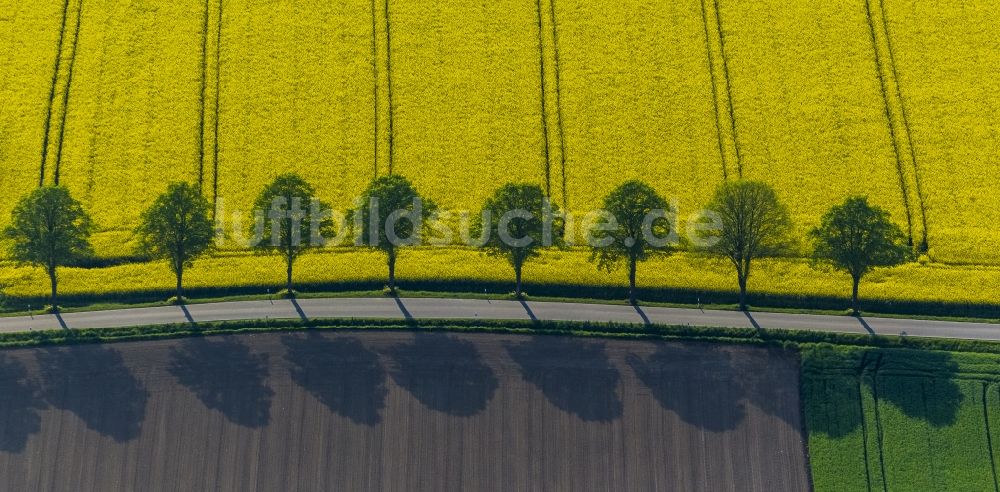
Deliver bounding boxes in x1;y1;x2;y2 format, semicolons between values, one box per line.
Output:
0;297;997;340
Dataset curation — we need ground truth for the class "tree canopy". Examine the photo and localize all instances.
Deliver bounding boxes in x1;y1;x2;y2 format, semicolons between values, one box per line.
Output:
703;180;792;310
479;183;564;297
251;173;333;294
811;196;911;313
589;180;673;303
4;186;92;307
136;182;215;301
352;175;435;292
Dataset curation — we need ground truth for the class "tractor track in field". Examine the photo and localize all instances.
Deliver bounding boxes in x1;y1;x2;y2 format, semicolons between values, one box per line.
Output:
857;353;876;492
52;0;83;186
198;0;210;192
546;0;568;209
864;0;914;247
698;0;729;181
369;0;380;179
983;383;1000;492
211;0;223;213
874;0;929;251
533;0;552;198
383;0;396;175
39;0;73;187
711;0;742;179
864;0;929;251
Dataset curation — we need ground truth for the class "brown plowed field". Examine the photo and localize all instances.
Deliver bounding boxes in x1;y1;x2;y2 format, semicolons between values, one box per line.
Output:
0;332;810;491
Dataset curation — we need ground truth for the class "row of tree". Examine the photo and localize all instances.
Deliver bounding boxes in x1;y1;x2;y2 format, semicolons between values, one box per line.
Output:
4;174;911;314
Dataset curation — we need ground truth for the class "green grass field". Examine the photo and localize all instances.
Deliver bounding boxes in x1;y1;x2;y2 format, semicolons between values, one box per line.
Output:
804;346;1000;491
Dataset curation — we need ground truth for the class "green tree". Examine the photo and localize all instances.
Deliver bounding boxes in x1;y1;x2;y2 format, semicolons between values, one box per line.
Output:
589;180;673;304
478;183;564;298
811;196;911;314
251;173;333;295
4;186;92;309
135;182;215;302
352;175;435;293
703;180;792;311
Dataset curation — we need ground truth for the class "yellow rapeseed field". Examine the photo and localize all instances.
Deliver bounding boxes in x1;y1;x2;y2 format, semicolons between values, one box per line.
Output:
0;0;998;304
881;0;1000;264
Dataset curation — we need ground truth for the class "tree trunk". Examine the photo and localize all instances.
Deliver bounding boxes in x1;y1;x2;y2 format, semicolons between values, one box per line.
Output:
628;258;637;304
738;274;748;311
387;249;397;292
852;275;861;315
515;263;523;298
176;266;184;303
48;267;58;310
286;254;294;295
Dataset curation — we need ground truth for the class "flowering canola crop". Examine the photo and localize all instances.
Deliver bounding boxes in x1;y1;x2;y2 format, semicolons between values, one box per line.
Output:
0;0;998;301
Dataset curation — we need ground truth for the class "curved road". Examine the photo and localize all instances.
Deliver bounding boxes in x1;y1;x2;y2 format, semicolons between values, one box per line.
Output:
0;297;997;340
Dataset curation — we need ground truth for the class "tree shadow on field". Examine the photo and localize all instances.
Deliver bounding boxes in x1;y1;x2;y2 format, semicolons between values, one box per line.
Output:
169;337;274;428
386;333;498;417
0;355;46;453
282;333;387;425
37;346;148;442
507;336;623;422
870;350;963;428
627;343;745;432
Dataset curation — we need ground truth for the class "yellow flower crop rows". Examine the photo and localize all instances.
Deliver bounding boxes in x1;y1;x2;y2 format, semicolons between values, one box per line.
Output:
555;0;722;218
0;0;64;223
215;0;375;221
52;0;206;255
881;0;1000;264
719;0;912;240
0;0;998;303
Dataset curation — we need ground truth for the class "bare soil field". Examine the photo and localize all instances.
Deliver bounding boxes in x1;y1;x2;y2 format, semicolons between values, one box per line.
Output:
0;332;810;491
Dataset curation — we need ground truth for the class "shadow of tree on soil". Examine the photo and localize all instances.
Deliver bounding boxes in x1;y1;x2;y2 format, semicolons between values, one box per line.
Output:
0;355;46;453
627;343;745;432
37;346;148;442
169;337;273;428
507;336;623;422
282;333;387;425
386;333;498;417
